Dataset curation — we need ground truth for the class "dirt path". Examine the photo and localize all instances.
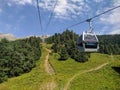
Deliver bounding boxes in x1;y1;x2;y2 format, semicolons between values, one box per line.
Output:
39;80;57;90
40;48;56;90
44;51;55;75
63;62;109;90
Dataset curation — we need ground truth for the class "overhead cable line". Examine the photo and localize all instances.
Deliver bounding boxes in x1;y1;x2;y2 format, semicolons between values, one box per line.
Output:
45;0;58;32
36;0;43;34
66;5;120;29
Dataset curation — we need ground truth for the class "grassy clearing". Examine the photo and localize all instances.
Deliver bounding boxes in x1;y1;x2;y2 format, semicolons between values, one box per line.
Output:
49;52;120;90
69;59;120;90
0;47;52;90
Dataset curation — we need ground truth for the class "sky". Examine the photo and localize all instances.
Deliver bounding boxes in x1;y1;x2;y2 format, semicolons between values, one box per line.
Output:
0;0;120;38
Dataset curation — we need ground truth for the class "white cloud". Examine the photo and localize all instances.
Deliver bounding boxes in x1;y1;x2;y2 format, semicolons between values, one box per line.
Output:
100;9;120;24
8;0;33;5
39;0;89;19
97;26;109;35
109;24;120;34
100;24;120;35
94;0;103;3
7;2;12;7
113;0;120;6
6;0;90;19
98;0;120;34
109;29;120;34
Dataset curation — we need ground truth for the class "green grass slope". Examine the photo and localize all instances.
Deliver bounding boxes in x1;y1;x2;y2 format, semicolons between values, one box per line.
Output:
69;61;120;90
0;44;120;90
0;47;53;90
49;53;120;90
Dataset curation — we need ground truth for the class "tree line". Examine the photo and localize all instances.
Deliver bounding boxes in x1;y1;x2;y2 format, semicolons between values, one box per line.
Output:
45;30;120;61
45;30;90;62
98;35;120;55
0;36;42;83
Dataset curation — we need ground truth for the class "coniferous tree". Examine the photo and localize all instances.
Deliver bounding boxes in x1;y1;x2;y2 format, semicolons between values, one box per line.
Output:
0;36;42;83
59;47;69;60
46;30;120;62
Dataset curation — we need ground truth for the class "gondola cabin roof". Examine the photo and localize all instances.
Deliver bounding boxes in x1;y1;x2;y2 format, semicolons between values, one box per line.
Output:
83;32;98;42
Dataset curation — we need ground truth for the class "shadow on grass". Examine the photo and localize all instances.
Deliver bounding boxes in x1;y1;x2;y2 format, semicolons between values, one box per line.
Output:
112;67;120;74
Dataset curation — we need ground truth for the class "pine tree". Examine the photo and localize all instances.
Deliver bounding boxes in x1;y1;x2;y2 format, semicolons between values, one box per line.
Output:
59;47;69;60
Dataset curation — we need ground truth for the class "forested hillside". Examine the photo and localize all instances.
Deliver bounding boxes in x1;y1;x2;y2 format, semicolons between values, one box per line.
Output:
0;37;42;83
0;30;120;84
45;30;90;62
45;30;120;61
98;35;120;54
